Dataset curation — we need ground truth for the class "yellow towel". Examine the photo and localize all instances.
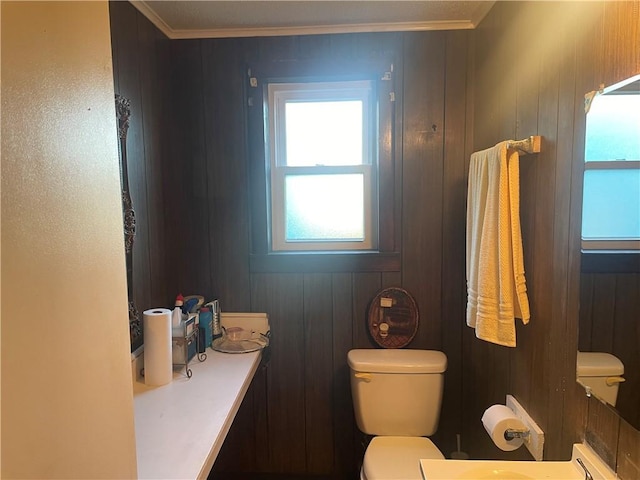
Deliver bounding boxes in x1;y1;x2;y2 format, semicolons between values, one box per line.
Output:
466;141;530;347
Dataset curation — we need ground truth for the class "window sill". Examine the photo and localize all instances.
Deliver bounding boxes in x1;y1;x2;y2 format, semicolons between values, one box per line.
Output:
581;250;640;273
250;251;401;273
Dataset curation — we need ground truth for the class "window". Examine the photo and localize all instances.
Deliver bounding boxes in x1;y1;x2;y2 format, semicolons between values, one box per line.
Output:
247;59;398;272
267;80;378;252
582;74;640;251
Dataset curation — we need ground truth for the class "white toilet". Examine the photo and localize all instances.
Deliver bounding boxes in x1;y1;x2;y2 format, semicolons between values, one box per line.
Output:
576;351;625;407
348;348;448;480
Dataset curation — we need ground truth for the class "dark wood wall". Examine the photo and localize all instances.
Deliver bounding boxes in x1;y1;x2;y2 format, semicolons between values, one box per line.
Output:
109;1;171;321
108;1;639;479
465;0;584;460
467;2;639;478
166;30;473;477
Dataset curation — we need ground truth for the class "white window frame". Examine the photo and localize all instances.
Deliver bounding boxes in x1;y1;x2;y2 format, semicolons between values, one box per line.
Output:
582;161;640;250
582;74;640;251
267;80;378;252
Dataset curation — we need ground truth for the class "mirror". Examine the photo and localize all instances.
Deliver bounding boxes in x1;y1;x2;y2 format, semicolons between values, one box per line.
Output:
578;74;640;430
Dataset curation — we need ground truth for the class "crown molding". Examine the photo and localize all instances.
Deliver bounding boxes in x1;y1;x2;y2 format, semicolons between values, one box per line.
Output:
169;20;475;39
130;1;175;38
130;1;477;40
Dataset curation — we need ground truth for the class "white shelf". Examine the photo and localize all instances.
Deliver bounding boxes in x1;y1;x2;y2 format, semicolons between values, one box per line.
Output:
133;349;261;479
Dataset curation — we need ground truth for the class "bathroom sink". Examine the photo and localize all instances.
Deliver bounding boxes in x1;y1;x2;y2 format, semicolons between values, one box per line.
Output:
421;461;577;480
421;443;615;480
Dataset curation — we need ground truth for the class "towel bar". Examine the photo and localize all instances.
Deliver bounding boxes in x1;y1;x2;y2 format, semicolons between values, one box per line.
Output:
507;136;541;154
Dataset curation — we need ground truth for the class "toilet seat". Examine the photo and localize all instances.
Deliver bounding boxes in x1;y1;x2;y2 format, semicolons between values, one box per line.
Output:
361;436;444;480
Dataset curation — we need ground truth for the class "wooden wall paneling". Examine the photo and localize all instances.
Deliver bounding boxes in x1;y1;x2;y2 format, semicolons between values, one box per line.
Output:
530;7;563;456
250;273;306;473
381;271;401;288
245;39;269;257
465;5;490;149
176;40;213;297
476;346;517;458
257;35;298;63
463;339;519;459
210;379;258;474
551;12;583;455
563;17;593;445
165;39;209;296
352;272;383;349
331;273;357;477
251;366;271;473
572;7;618;450
585;395;621;470
463;5;519;459
601;1;640;90
128;15;153;312
454;27;477;459
612;274;640;429
136;11;170;308
471;4;517;149
296;33;333;60
579;273;595;349
585;1;607;94
459;20;481;458
303;273;334;475
467;1;640;464
542;14;583;456
401;32;445;351
392;42;405;255
201;39;252;309
508;0;542;419
438;29;471;456
590;274;617;352
108;1;153;313
377;47;396;254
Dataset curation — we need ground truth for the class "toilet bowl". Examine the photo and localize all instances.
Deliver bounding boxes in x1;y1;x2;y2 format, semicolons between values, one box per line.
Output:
576;351;625;406
362;436;444;480
348;348;447;480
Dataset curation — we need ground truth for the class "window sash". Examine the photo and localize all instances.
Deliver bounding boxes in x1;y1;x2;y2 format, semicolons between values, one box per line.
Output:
269;81;374;168
267;80;378;252
271;165;376;251
581;161;640;250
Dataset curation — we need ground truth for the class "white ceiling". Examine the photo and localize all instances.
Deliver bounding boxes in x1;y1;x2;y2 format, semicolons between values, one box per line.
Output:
131;1;496;39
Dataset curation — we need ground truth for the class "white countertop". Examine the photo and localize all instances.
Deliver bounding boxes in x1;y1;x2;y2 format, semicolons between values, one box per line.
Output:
133;349;261;479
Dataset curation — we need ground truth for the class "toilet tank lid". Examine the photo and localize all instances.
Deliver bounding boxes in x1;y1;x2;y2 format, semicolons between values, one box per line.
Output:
348;349;447;373
576;351;624;376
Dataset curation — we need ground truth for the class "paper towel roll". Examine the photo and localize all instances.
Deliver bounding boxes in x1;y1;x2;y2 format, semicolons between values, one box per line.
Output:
481;404;526;451
143;308;173;386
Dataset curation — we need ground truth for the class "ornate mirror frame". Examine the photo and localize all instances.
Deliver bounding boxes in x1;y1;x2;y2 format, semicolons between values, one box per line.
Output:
115;94;142;351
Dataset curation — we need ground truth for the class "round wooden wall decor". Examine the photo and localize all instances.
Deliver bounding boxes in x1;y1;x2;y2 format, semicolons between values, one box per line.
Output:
367;287;419;349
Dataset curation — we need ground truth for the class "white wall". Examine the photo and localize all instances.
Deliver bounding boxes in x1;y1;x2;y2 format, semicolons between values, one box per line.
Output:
1;2;138;477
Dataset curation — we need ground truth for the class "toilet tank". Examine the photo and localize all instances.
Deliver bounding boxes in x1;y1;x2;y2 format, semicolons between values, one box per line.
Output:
576;351;625;407
348;349;447;436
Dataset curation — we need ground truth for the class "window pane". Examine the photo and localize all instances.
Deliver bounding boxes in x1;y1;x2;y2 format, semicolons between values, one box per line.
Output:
285;174;364;241
585;94;640;162
582;169;640;239
285;101;363;166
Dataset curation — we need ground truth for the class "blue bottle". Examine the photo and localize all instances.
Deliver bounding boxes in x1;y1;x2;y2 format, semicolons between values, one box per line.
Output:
199;307;213;348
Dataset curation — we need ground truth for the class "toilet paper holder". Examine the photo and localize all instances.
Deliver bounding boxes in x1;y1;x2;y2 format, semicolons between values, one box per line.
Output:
504;428;530;440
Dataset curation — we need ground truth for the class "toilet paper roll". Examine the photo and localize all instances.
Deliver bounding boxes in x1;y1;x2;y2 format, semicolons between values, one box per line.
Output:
143;308;173;386
481;404;526;451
